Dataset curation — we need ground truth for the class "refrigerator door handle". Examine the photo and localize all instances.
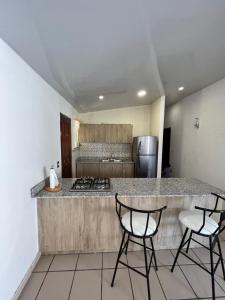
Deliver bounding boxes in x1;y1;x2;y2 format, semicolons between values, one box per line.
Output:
138;141;142;155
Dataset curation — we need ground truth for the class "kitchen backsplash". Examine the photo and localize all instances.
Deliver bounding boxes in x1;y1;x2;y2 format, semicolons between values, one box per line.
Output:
79;143;132;158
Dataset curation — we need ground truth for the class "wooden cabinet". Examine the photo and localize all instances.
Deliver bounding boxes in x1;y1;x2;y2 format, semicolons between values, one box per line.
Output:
94;124;106;143
78;124;95;143
99;163;123;178
77;162;134;178
122;163;134;178
76;163;100;177
78;124;132;143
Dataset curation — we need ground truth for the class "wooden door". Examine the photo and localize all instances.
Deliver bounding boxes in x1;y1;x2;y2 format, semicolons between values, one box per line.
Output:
60;113;72;178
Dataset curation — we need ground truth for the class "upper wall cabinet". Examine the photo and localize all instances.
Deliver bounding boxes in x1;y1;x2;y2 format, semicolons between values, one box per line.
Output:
79;124;133;144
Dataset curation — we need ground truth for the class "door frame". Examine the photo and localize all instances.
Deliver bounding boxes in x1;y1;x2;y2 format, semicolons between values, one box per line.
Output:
60;113;72;178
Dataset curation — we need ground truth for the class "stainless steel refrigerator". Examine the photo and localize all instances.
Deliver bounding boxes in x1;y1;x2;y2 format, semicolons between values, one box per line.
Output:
132;136;158;178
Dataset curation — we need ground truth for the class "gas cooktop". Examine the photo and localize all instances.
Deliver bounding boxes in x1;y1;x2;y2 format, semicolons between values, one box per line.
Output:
70;177;111;192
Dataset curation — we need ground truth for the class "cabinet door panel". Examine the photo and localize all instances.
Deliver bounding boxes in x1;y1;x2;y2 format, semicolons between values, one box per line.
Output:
79;123;133;143
94;124;106;143
123;164;134;178
76;163;99;177
121;125;133;143
78;124;95;143
99;163;123;178
99;164;112;178
112;164;123;177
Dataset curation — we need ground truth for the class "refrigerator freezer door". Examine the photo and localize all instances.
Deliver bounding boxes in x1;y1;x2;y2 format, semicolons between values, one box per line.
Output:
133;136;158;156
135;155;157;178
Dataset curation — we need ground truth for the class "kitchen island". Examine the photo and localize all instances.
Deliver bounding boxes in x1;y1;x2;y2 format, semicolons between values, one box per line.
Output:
34;178;224;254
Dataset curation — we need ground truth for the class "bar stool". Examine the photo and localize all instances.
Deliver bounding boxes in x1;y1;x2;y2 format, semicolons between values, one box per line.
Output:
171;193;225;300
111;193;167;300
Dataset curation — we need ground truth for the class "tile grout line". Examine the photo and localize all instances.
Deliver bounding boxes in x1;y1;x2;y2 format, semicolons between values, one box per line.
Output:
126;254;135;300
30;247;225;300
35;255;55;300
191;248;225;295
169;250;199;299
67;253;80;300
154;267;168;300
100;252;103;300
145;247;168;300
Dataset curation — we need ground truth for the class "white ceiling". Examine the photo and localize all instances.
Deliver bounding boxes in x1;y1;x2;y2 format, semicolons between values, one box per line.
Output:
1;0;225;112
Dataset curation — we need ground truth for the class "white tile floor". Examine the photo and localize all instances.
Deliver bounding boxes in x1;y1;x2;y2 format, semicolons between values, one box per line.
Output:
19;241;225;300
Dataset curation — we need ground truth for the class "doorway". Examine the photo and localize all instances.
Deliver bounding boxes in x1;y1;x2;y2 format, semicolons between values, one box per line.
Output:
162;127;171;176
60;113;72;178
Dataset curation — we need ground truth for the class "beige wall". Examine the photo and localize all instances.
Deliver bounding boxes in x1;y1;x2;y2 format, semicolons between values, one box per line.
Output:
80;105;151;137
150;97;165;177
150;98;161;136
165;78;225;190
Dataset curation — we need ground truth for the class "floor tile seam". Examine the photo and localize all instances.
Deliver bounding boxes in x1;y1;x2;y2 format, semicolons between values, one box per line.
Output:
68;253;80;300
177;264;199;299
101;252;103;300
169;250;199;299
192;247;225;263
191;249;225;294
171;297;225;300
125;254;135;300
34;255;55;300
127;250;168;300
31;263;201;274
153;267;168;300
33;266;145;273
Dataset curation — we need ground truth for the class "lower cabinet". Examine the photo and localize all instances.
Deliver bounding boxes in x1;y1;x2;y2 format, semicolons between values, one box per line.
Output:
76;162;134;178
76;163;100;177
99;163;123;178
123;163;134;178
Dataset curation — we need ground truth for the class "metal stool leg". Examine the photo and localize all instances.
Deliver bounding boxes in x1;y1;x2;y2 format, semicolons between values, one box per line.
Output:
171;228;189;272
150;237;158;271
143;238;151;300
125;234;130;255
111;231;126;287
186;230;193;253
209;236;216;300
217;238;225;280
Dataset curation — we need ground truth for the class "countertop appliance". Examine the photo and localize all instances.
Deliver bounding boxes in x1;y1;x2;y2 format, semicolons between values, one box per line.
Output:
133;136;158;178
70;177;111;192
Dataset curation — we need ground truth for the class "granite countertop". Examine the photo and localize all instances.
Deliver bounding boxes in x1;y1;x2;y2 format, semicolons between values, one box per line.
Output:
34;177;225;198
76;157;134;163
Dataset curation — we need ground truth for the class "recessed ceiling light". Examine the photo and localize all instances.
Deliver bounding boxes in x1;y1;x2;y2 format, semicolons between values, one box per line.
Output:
98;95;104;100
137;89;147;97
178;86;184;91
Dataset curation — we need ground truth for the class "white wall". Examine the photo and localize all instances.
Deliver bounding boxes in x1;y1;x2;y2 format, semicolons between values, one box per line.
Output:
165;78;225;190
0;39;78;300
150;97;165;177
80;105;152;137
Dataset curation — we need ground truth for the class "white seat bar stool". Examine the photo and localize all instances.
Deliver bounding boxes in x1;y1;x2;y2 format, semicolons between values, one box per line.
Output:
171;193;225;300
111;193;167;300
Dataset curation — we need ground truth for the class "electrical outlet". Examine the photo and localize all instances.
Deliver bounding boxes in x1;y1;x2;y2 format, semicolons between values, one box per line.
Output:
57;161;60;168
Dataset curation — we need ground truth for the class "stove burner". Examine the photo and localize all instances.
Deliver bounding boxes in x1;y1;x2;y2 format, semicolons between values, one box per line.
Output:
70;177;111;192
